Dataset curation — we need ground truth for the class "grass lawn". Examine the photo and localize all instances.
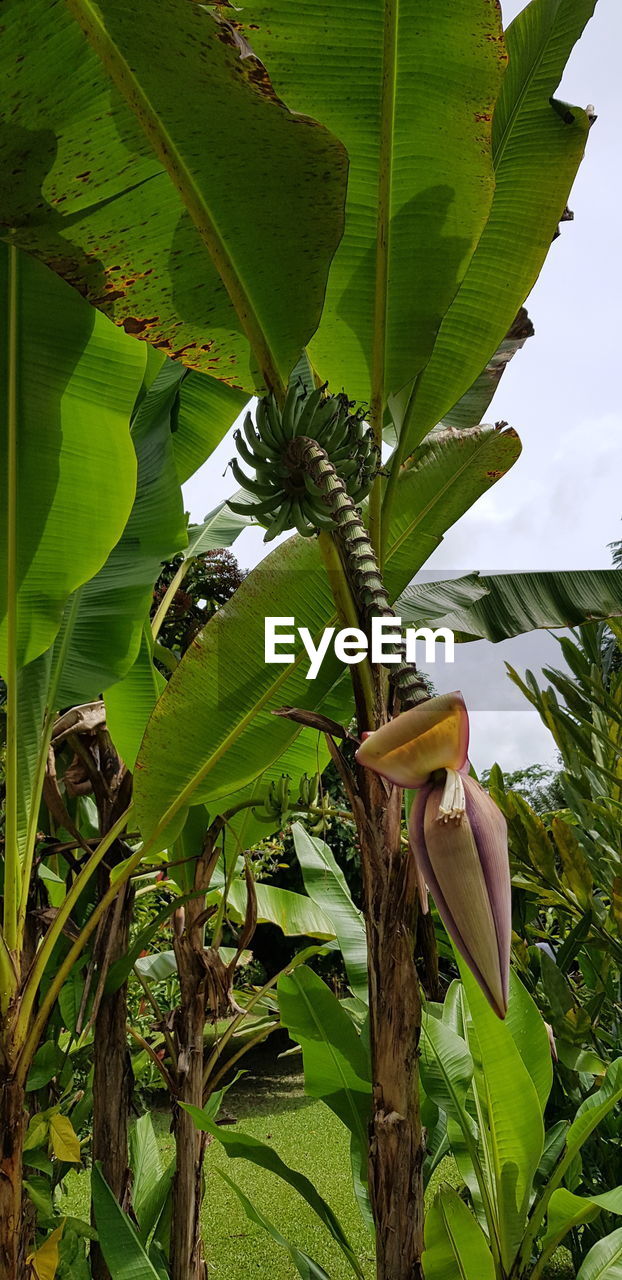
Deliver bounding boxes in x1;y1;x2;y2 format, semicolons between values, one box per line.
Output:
62;1050;573;1278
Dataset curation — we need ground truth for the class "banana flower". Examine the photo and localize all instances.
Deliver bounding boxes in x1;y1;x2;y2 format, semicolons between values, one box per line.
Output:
356;692;511;1018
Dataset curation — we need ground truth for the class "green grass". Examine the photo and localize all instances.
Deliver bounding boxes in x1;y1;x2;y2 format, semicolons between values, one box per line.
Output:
61;1052;573;1278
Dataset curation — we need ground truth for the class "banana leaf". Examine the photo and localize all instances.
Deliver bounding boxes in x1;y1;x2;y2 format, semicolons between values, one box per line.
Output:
423;1188;495;1280
0;244;144;671
91;1164;161;1280
0;0;347;391
403;0;595;449
397;569;622;643
243;0;507;406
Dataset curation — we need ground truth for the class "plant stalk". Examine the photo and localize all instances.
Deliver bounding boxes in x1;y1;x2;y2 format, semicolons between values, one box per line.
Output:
291;436;428;712
357;761;425;1280
4;244;21;970
170;820;229;1280
0;1074;30;1280
151;557;191;642
90;882;134;1280
294;431;429;1277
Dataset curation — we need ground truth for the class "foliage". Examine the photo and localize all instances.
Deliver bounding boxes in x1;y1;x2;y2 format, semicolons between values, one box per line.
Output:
480;764;564;816
419;966;622;1279
151;549;245;658
0;2;613;1278
487;621;622;1265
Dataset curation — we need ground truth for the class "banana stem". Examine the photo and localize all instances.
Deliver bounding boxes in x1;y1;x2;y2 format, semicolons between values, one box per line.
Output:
4;245;21;972
318;532;377;727
15;805;135;1053
294;438;428;710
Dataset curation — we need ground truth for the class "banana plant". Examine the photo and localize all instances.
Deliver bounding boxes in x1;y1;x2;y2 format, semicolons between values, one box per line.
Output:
0;2;606;1279
181;834;372;1280
0;243;248;1276
419;964;622;1280
89;1113;176;1279
0;242;146;1277
184;832;622;1280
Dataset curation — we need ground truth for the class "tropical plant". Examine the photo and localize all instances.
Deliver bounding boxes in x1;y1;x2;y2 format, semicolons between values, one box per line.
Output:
0;243;251;1276
483;619;622;1266
151;548;245;661
186;827;622;1280
0;2;616;1279
419;966;622;1280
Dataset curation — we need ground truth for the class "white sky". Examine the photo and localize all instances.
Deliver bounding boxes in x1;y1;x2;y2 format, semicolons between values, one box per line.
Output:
184;0;621;774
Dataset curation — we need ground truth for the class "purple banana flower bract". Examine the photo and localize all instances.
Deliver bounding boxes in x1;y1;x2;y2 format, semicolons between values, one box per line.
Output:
409;773;510;1018
355;692;511;1018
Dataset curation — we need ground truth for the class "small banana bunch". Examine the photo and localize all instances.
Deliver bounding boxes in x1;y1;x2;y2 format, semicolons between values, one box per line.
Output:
296;773;332;836
296;771;320;810
306;795;333;837
228;380;379;541
254;773;293;827
253;771;332;835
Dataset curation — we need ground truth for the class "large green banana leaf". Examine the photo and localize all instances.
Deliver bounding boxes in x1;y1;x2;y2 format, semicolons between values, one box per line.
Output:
460;964;544;1272
91;1164;161;1280
541;1187;622;1260
277;967;372;1212
504;972;552;1116
423;1188;495;1280
172;374;247;485
419;1013;475;1134
403;0;595;450
58;363;248;705
291;824;368;1004
185;1108;363;1278
440;308;533;431
0;245;145;671
242;0;506;408
57;359;187;704
0;0;347;391
133;424;520;841
128;1113;173;1247
105;629;165;772
226;881;335;940
397;569;622;643
576;1224;622;1280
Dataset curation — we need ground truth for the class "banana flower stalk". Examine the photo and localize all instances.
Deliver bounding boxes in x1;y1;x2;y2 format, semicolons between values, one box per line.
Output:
356;692;511;1018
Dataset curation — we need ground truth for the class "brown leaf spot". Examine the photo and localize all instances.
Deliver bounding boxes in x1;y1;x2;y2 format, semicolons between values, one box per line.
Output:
95;289;125;304
122;315;159;335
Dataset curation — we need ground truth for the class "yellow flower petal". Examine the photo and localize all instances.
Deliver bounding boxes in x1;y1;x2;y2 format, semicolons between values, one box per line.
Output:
355;692;469;788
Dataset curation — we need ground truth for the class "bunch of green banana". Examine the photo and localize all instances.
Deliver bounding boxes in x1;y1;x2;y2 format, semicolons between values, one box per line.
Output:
253;773;292;827
296;772;320;810
307;795;333;837
293;772;332;834
228;379;379;542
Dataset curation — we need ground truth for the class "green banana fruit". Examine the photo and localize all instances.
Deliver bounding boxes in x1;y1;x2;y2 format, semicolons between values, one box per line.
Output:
228;377;379;540
263;500;294;543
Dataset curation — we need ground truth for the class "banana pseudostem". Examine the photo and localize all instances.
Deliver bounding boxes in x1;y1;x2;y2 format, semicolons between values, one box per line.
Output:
286;436;429;711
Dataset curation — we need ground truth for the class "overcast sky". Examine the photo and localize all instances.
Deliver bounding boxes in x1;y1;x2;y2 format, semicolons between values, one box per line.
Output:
183;0;621;775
